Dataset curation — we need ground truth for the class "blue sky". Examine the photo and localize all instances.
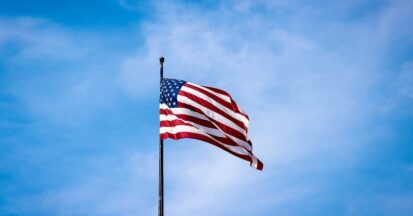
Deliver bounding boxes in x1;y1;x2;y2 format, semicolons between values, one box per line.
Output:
1;0;413;215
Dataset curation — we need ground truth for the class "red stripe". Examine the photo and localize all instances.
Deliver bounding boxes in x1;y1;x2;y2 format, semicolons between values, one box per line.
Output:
256;159;264;171
175;114;216;128
179;87;249;126
185;83;245;117
178;91;247;131
203;85;249;118
173;104;250;142
203;86;231;97
160;131;252;162
160;120;252;152
161;114;216;134
160;108;216;128
160;119;191;127
160;108;176;116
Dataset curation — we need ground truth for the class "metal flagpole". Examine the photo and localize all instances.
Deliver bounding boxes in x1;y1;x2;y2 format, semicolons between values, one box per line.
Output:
158;56;165;216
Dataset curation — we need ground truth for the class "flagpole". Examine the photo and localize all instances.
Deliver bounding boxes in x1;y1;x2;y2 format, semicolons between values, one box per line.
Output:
158;56;165;216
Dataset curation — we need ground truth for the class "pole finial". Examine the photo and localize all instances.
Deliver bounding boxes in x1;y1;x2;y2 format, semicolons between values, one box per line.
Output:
159;56;165;64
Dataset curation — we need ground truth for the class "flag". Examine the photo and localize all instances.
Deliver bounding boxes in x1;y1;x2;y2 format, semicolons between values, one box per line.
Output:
159;78;263;170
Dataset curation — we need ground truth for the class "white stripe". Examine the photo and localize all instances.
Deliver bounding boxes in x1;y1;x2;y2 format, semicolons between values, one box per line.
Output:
177;95;248;137
181;86;249;127
160;114;225;138
226;134;252;152
187;82;231;103
160;104;209;121
161;104;216;123
160;125;249;156
251;156;259;169
173;108;210;121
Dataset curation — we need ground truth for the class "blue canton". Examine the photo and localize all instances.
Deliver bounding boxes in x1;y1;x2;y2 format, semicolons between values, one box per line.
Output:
160;78;186;108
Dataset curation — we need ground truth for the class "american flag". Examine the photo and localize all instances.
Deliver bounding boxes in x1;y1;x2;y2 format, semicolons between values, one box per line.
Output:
159;78;263;170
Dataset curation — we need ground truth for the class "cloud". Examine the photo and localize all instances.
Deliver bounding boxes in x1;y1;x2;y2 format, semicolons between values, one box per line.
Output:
0;17;130;126
2;151;158;216
118;1;413;215
0;17;87;61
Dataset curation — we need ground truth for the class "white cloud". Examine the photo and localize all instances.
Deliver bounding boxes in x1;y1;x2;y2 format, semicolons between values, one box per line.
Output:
0;17;127;126
3;151;158;216
118;1;413;215
0;17;87;61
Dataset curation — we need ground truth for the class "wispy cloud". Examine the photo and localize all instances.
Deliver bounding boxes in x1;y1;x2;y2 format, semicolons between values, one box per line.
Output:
121;0;413;215
0;17;132;126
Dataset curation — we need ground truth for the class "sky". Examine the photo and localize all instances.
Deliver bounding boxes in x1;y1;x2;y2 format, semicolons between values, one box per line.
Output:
0;0;413;215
